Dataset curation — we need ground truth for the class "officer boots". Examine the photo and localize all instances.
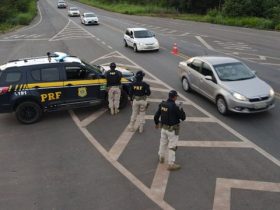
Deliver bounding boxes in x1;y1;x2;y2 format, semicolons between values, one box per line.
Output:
138;124;144;133
114;108;119;114
167;163;181;171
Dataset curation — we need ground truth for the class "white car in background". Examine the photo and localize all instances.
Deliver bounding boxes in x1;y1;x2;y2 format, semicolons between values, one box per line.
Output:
81;12;99;25
68;7;80;17
124;28;159;52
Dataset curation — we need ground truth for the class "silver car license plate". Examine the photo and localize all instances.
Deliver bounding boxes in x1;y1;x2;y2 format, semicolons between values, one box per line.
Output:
254;102;267;109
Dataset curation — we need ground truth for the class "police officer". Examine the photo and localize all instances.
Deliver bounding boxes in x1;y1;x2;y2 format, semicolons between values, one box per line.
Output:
154;90;186;171
128;71;151;133
105;62;123;115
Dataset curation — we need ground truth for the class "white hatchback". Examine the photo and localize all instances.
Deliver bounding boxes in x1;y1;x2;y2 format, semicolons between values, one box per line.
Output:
68;7;80;17
124;28;159;52
81;12;99;25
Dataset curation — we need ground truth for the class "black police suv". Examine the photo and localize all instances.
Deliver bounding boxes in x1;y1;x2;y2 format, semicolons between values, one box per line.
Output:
0;52;131;124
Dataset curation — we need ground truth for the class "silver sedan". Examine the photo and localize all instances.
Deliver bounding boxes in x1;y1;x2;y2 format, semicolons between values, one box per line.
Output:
178;56;275;115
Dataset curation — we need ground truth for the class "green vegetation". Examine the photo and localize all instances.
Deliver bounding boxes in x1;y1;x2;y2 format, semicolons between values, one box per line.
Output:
76;0;280;30
0;0;37;33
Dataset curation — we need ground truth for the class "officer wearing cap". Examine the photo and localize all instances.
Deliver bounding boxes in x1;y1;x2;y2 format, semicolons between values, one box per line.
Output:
128;70;151;133
105;62;123;115
154;90;186;171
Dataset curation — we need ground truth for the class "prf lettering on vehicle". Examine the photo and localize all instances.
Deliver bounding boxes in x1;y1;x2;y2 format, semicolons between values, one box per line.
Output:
40;92;62;102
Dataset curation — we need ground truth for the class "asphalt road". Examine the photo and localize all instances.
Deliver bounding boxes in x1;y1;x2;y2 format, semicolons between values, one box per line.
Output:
0;0;279;209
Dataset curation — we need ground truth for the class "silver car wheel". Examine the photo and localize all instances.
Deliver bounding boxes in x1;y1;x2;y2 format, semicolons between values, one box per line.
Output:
182;77;191;92
217;97;227;115
133;44;138;52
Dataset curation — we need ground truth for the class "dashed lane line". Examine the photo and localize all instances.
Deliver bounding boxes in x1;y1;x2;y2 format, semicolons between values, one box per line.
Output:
195;35;214;50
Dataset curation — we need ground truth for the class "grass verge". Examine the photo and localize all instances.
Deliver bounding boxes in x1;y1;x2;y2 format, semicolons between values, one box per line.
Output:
0;0;37;33
76;0;279;31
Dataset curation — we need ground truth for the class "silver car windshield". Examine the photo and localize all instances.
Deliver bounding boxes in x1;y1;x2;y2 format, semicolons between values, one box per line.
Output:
70;8;78;11
134;30;153;38
214;62;255;81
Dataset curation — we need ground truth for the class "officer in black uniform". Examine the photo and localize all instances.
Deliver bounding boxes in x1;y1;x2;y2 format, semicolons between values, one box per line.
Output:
105;62;123;115
154;90;186;171
128;70;151;133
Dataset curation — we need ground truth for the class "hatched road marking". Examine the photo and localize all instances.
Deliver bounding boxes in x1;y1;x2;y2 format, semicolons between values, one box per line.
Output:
69;51;280;209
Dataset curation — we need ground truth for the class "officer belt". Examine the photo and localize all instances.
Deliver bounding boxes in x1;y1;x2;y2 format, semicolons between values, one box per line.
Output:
134;96;147;101
161;124;179;131
108;85;120;88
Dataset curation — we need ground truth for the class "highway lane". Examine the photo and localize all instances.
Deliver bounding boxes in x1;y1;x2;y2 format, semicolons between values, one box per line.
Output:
58;0;280;160
0;0;279;209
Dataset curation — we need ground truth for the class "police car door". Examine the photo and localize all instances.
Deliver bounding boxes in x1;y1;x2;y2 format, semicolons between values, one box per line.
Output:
63;64;101;104
27;65;64;108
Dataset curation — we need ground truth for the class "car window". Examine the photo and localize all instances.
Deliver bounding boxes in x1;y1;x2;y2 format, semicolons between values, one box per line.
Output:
190;59;202;72
214;62;255;81
5;71;22;83
201;63;212;76
85;13;96;17
41;67;60;82
134;30;153;38
31;69;41;81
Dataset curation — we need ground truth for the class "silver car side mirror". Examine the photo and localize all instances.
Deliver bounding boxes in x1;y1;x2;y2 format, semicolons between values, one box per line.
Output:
205;75;213;81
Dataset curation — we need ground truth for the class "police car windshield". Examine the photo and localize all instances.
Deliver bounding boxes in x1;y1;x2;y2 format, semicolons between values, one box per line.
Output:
81;61;102;74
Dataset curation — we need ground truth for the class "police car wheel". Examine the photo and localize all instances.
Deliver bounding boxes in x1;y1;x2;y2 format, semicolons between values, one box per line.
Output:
15;101;43;124
119;90;128;109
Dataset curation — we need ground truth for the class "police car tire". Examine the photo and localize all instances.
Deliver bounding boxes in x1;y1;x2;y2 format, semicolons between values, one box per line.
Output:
15;101;43;124
119;90;128;109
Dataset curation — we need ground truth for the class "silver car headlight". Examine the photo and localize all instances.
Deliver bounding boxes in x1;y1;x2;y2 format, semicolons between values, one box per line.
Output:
233;92;248;101
270;89;275;97
138;42;145;46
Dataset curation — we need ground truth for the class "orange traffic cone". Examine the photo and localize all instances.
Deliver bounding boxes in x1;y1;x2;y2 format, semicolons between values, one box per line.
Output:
171;43;178;55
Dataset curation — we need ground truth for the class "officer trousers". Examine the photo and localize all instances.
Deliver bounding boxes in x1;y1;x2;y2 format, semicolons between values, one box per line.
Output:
108;86;121;110
129;99;147;129
158;128;179;165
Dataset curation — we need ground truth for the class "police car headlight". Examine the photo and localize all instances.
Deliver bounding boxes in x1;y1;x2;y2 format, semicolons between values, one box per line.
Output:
233;92;247;101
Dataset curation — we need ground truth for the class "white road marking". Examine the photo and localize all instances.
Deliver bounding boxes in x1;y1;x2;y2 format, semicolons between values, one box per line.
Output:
212;178;280;210
71;50;280;208
151;164;170;199
150;87;170;92
195;36;214;50
178;141;251;148
109;126;136;160
166;30;177;34
49;19;95;41
80;108;108;127
259;55;266;60
101;41;106;45
18;2;42;32
107;45;113;49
